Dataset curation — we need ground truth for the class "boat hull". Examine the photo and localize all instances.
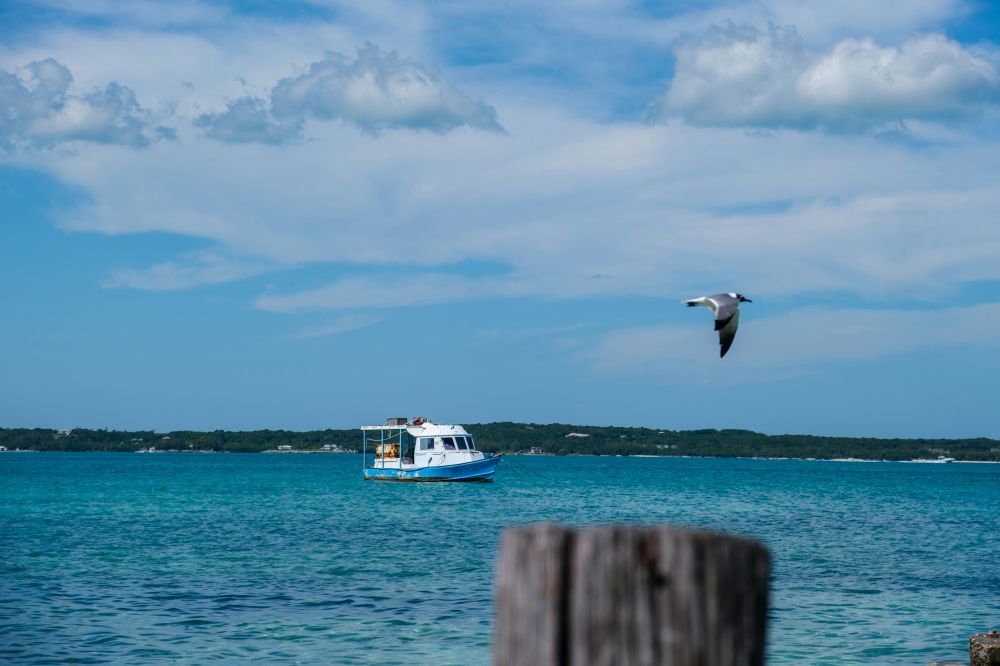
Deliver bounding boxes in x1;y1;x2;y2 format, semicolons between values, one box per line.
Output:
364;455;502;482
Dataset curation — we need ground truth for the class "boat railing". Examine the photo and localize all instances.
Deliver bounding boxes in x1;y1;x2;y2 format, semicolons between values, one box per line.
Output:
362;425;408;471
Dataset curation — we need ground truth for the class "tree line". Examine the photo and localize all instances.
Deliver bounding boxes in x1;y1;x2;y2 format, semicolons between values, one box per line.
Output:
1;423;998;461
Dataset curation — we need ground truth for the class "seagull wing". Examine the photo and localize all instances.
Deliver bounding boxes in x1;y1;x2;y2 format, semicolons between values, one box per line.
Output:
713;298;739;328
717;309;740;358
684;296;718;313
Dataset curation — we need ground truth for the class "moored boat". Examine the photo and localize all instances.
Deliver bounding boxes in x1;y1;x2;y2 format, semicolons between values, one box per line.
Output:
361;417;501;482
905;455;956;463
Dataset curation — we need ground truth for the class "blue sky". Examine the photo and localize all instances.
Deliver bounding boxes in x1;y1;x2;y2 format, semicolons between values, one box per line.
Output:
2;0;1000;437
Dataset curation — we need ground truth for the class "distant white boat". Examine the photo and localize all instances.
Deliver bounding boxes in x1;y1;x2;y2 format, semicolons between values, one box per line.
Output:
907;455;955;463
362;417;502;482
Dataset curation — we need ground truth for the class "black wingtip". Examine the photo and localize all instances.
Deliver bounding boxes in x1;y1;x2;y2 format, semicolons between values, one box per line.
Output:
714;314;734;331
686;301;698;307
719;336;735;357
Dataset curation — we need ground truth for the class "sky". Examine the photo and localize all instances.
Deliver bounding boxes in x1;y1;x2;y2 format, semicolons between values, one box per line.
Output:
2;0;1000;438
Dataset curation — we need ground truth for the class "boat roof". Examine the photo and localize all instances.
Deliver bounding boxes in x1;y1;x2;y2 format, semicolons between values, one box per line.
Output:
360;421;470;437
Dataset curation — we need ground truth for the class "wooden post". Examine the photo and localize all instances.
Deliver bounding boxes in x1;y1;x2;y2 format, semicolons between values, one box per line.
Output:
971;630;1000;666
494;524;769;666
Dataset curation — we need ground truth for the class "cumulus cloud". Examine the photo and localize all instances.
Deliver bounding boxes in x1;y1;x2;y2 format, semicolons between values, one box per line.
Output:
196;43;503;143
0;58;172;149
195;96;300;144
652;24;1000;131
48;107;1000;300
272;44;503;133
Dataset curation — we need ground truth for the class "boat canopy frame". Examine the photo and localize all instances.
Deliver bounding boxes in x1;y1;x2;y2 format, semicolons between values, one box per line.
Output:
361;425;410;471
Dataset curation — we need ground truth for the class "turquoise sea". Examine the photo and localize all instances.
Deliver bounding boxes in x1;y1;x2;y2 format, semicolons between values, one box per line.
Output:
2;453;998;664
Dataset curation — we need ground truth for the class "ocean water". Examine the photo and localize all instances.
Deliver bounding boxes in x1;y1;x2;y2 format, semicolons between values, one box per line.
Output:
1;453;998;665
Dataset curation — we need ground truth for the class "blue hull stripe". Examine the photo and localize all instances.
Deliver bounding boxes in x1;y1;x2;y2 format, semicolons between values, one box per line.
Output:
363;456;502;482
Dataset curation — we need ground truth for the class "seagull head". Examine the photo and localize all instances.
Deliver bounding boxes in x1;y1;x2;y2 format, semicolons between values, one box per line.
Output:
737;294;752;303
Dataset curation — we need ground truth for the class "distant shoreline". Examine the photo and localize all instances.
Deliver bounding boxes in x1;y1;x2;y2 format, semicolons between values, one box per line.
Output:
5;450;999;464
512;453;1000;464
3;422;998;462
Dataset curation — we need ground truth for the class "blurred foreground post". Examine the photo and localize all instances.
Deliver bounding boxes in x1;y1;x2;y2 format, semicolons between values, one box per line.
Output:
494;524;769;666
971;630;1000;666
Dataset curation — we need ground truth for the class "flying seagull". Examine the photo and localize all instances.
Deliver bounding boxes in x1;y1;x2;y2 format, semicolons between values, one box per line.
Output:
684;292;752;358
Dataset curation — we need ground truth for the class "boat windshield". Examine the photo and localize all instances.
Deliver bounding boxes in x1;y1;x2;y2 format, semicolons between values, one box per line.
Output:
406;434;477;452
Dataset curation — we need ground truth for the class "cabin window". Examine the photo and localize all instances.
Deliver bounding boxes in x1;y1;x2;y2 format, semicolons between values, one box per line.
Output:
466;437;476;450
442;437;457;450
417;437;434;451
456;437;469;450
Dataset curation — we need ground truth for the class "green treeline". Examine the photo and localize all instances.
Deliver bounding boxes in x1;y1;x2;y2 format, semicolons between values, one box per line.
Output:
0;428;357;454
469;422;1000;461
1;423;998;461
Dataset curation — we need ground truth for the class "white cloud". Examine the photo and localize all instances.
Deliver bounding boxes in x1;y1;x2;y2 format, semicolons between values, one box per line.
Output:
102;252;270;291
4;11;1000;316
195;96;300;144
33;106;1000;303
272;43;504;134
0;58;172;149
585;302;1000;379
653;25;1000;131
197;43;504;143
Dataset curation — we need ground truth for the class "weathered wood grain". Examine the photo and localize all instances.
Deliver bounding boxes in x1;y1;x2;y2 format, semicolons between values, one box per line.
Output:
494;524;769;666
971;630;1000;666
494;524;573;666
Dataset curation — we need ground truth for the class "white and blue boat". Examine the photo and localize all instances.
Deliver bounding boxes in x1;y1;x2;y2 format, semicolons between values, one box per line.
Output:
361;418;502;482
